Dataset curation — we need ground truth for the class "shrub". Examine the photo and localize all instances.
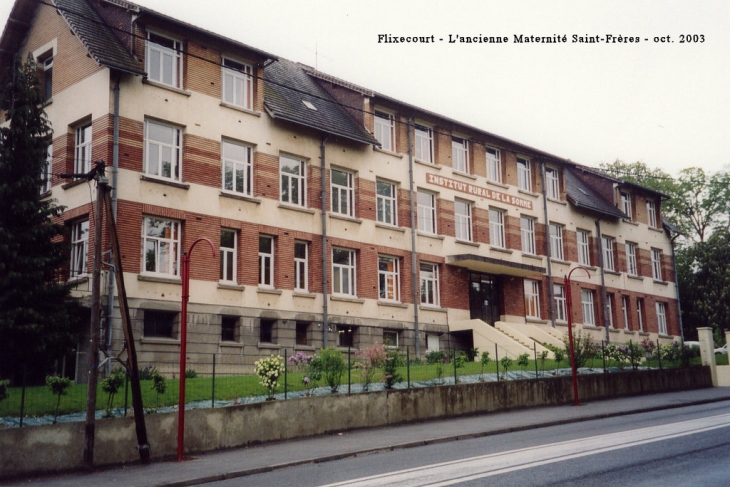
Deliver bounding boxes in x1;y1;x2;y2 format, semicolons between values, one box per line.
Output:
354;342;386;391
185;368;198;379
317;347;346;393
254;355;285;399
100;369;126;417
426;350;445;365
45;375;72;423
554;348;565;371
499;356;513;379
0;380;8;403
138;366;159;381
562;332;598;368
479;351;491;379
151;371;167;407
454;351;468;369
383;346;402;389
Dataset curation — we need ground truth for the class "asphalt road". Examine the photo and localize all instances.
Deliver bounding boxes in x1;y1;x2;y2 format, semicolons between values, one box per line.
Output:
208;401;730;486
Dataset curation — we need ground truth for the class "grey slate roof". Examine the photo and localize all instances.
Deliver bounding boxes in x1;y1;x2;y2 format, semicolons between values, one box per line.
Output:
264;59;380;146
54;0;144;76
565;168;627;219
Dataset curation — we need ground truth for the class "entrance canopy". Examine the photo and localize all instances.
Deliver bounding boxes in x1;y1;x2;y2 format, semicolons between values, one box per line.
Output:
446;254;545;277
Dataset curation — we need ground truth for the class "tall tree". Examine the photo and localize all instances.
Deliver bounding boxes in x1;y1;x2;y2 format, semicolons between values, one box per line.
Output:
0;54;79;383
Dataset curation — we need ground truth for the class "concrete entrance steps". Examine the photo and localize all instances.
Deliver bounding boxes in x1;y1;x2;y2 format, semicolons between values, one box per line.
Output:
450;319;538;359
496;322;565;352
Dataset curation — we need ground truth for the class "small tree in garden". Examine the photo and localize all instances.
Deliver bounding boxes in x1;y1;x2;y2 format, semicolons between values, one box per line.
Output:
101;369;126;417
254;355;285;400
317;347;346;393
517;353;530;377
553;348;565;374
151;370;167;408
46;375;71;423
626;341;644;370
479;351;491;381
290;351;321;395
499;356;513;380
0;379;9;403
354;342;386;391
383;346;402;389
539;350;549;373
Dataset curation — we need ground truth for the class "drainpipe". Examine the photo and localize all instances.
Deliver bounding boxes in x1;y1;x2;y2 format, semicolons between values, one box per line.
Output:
105;76;121;372
670;234;685;342
321;136;329;347
595;219;610;343
540;162;556;327
407;117;420;358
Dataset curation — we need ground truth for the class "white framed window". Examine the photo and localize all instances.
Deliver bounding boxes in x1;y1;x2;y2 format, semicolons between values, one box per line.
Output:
417;190;437;234
606;293;615;328
220;229;237;283
601;236;615;271
581;289;595;325
524;279;541;319
70;219;89;278
294;241;308;292
517;157;531;192
280;154;306;207
656;302;668;335
41;144;52;193
222;140;253;196
376;180;397;226
521;216;536;255
374;110;396;152
651;248;663;281
332;248;356;296
546;167;560;200
622;295;630;330
621;191;632;220
486;147;502;183
452;136;469;173
222;57;253;110
258;235;274;288
554;284;567;322
577;230;591;266
549;223;564;260
414;124;434;163
39;52;53;101
626;242;638;276
454;199;472;242
142;217;180;276
383;329;400;348
646;200;658;228
146;31;182;88
145;120;182;181
637;298;645;332
427;333;440;351
489;208;506;249
74;123;92;174
331;168;354;217
378;255;400;302
420;262;439;306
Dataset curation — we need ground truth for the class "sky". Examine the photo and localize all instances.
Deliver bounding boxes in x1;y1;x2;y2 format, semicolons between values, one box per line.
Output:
1;0;728;176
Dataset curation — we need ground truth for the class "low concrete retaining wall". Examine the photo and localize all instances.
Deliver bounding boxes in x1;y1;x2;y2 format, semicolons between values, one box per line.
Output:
0;366;712;479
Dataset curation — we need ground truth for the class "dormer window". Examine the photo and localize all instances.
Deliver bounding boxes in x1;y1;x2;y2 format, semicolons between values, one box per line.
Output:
222;57;253;109
621;191;632;220
414;124;434;163
374;110;395;151
452;136;469;173
546;167;560;199
146;31;183;88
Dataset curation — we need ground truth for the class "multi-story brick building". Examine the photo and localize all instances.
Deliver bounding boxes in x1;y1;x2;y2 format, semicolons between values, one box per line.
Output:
1;0;682;379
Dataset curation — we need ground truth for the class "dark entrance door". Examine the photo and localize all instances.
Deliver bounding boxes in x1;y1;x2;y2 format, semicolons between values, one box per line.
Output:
469;272;500;325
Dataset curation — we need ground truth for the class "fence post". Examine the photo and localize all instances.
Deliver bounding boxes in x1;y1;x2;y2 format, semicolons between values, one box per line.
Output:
407;346;411;389
495;345;500;381
123;371;129;418
211;354;216;408
657;340;663;370
19;365;26;427
284;349;288;400
452;349;457;384
347;345;351;394
602;341;607;373
629;340;634;370
533;342;538;378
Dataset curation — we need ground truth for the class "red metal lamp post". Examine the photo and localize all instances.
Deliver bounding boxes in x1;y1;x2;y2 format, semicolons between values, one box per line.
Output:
178;238;215;462
564;266;591;406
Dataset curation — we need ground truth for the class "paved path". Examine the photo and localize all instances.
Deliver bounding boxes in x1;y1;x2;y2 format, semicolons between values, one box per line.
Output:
8;387;730;487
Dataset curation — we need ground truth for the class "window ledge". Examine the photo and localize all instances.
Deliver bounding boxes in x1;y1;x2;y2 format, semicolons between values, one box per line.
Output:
526;317;547;324
486;179;509;190
141;337;180;346
67;275;89;285
140;174;190;190
582;325;602;330
375;223;406;233
293;291;316;299
649;226;665;233
518;189;539;198
623;219;639;226
419;305;447;313
653;280;669;286
418;231;445;241
455;239;480;248
40;189;52;199
609;328;621;334
550;258;571;265
452;170;477;181
374;147;404;159
658;333;672;339
257;287;283;295
627;274;644;281
138;274;182;285
219;101;261;117
294;345;316;352
219;191;261;204
490;246;513;255
330;295;365;304
547;197;567;206
258;342;281;350
414;159;440;169
638;332;650;336
218;282;245;291
521;253;543;262
62;178;89;190
330;213;363;224
278;203;316;214
143;78;191;96
604;270;621;276
378;301;408;309
624;330;636;335
219;341;243;348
